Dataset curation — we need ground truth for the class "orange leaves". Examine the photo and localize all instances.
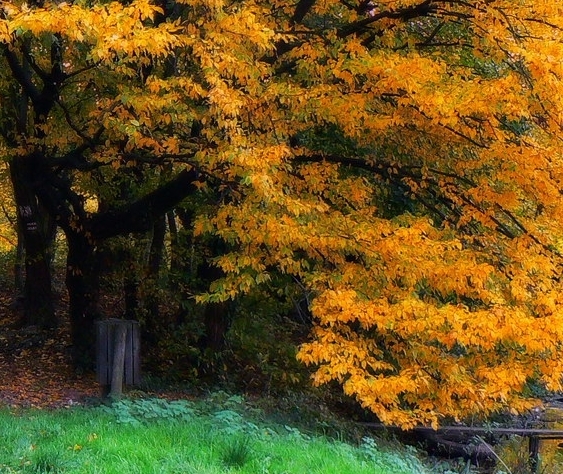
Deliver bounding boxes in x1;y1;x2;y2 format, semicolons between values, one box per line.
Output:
0;19;10;43
299;295;541;427
2;0;183;64
296;239;563;428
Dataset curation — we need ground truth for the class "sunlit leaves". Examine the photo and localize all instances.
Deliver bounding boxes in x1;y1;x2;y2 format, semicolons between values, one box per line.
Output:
1;0;181;61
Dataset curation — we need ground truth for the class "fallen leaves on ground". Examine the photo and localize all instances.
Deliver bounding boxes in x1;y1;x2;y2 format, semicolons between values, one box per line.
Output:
0;298;99;409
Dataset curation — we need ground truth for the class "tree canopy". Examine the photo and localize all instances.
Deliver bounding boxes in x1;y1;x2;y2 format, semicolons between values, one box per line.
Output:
2;0;563;428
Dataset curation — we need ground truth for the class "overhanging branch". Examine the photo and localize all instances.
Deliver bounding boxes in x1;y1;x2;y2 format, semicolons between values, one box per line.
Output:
89;167;199;239
292;153;561;259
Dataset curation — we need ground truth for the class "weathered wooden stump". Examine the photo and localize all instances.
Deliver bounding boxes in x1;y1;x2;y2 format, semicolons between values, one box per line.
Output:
96;319;141;397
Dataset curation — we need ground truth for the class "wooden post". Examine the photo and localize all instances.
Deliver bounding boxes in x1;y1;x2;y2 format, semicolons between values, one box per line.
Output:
110;323;128;397
528;436;540;474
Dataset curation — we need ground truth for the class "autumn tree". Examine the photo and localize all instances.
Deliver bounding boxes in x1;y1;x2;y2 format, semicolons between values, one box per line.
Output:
190;0;563;428
2;0;563;428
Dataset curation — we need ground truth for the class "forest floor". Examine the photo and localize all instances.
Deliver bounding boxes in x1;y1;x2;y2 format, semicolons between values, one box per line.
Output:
0;287;100;408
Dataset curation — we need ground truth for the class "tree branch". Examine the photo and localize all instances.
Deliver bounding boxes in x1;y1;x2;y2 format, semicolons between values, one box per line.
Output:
337;0;436;38
55;97;104;148
89;167;199;239
2;44;41;104
291;0;316;25
292;153;563;260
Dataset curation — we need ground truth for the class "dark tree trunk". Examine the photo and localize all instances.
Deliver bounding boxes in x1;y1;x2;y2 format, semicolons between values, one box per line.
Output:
149;215;167;277
196;253;233;379
6;43;57;328
124;272;140;320
119;237;140;321
143;215;167;346
14;229;24;293
197;257;233;353
202;301;231;352
173;207;234;351
9;155;56;328
167;211;181;277
66;231;101;370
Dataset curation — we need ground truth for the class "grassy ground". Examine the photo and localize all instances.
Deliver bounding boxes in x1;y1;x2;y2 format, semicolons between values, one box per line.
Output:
0;394;434;474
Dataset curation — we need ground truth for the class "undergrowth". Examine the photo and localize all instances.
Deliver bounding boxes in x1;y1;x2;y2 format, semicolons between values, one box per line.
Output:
0;393;445;474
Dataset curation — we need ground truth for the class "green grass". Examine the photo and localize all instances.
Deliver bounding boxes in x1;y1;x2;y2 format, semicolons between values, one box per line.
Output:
0;395;431;474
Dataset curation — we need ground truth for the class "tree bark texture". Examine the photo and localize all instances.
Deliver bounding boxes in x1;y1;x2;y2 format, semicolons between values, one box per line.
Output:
9;155;56;328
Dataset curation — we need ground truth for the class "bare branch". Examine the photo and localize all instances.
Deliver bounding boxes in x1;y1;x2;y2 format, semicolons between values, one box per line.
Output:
2;44;41;104
338;0;436;38
291;0;316;25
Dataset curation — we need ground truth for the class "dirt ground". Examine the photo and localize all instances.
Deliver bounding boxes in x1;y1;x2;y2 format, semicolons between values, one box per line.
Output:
0;289;101;408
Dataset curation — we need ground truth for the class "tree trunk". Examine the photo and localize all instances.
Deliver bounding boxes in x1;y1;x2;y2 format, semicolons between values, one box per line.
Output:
143;215;167;346
148;215;167;277
66;231;101;370
121;238;140;321
14;229;24;293
9;155;56;328
202;301;232;352
167;211;181;277
196;232;233;353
